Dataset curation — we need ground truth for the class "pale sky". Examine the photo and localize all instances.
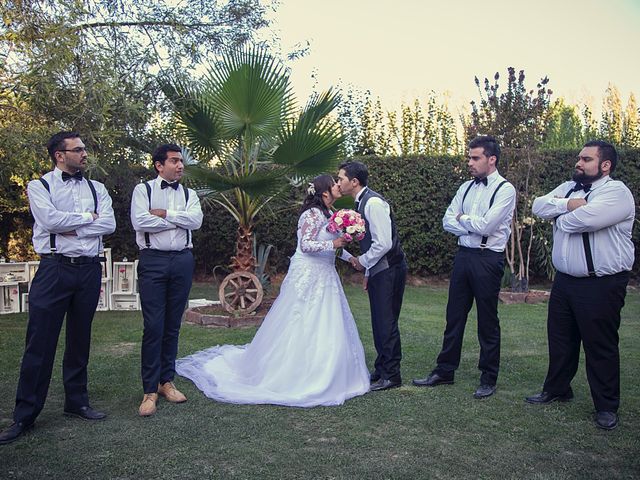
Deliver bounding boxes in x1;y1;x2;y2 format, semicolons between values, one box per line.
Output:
265;0;640;114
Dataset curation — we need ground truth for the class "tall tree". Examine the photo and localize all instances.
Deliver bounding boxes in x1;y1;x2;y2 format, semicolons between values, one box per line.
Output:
600;84;623;144
622;93;640;148
0;0;273;258
543;99;584;148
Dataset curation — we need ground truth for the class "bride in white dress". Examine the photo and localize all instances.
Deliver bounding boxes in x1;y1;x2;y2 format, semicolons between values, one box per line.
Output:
176;175;370;407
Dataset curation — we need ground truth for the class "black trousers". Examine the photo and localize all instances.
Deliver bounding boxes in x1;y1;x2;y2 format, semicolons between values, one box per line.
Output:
138;249;194;393
367;259;407;381
434;247;504;385
13;257;102;425
543;271;629;412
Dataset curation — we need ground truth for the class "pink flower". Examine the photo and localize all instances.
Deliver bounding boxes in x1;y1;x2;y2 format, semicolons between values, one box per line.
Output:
328;209;366;243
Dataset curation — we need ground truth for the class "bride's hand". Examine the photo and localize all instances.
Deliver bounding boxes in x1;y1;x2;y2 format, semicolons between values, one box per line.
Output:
333;236;348;248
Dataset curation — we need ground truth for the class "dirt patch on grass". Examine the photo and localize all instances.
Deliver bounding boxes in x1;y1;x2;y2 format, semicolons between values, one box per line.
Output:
100;342;138;356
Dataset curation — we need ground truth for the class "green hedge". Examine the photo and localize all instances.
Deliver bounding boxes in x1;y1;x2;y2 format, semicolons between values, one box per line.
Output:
5;149;639;279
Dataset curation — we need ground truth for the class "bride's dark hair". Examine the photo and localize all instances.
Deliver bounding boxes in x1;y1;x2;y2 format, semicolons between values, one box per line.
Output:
299;174;335;218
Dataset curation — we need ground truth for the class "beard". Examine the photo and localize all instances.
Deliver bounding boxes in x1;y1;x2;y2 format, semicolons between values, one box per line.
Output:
572;163;604;184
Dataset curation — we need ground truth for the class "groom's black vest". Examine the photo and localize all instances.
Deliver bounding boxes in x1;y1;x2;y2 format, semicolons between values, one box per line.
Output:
357;188;405;277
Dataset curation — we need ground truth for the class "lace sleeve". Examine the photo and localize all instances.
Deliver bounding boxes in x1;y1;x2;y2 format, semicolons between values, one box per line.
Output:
298;208;334;253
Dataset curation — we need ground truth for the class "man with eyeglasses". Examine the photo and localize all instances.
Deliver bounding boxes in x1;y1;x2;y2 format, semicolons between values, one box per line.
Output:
0;132;116;445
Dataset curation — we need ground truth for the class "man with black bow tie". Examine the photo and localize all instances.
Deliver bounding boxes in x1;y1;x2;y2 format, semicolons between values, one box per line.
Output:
131;144;203;416
526;140;635;431
0;132;116;445
413;136;515;399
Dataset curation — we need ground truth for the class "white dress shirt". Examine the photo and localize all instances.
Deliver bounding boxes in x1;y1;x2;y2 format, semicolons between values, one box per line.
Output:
443;170;516;252
532;175;635;277
131;176;203;251
27;168;116;256
355;188;393;274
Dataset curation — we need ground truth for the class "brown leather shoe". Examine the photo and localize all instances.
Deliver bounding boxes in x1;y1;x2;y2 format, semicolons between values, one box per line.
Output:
158;382;187;403
139;393;158;417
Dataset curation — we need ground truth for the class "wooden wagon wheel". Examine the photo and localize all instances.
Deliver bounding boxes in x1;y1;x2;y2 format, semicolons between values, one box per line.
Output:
218;271;264;314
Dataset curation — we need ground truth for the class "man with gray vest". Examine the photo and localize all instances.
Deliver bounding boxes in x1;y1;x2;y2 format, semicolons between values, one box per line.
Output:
525;140;635;430
0;131;116;445
337;161;407;392
131;143;203;416
413;136;515;399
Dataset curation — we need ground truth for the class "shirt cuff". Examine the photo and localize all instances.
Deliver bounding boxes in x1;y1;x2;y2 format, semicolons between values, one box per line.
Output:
557;198;570;213
165;209;177;222
81;212;93;222
458;214;471;229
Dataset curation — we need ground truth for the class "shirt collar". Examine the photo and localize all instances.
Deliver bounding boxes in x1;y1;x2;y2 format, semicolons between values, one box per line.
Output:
590;175;610;189
355;187;368;202
53;167;65;180
486;170;500;184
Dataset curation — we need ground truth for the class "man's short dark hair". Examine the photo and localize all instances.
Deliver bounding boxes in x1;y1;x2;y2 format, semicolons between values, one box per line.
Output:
46;131;81;166
584;140;618;173
469;135;501;166
152;144;182;172
339;161;369;187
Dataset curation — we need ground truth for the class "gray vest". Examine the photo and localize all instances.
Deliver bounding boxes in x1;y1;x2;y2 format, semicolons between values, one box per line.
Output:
357;188;405;277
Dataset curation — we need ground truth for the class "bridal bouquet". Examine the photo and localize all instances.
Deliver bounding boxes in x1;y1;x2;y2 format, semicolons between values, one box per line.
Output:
327;209;366;242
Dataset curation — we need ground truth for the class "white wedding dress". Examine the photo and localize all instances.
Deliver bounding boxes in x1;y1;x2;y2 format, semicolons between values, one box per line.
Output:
176;207;370;407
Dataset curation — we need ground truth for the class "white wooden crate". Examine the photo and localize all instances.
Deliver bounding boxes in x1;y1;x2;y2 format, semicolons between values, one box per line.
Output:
112;261;135;294
110;293;140;311
101;248;112;280
0;263;29;283
0;282;21;314
97;279;111;311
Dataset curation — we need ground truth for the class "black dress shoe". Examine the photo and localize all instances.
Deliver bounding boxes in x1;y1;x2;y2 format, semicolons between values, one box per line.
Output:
0;422;33;445
64;406;107;421
473;384;496;399
370;371;381;383
369;378;401;392
594;411;618;430
412;373;454;387
524;390;574;405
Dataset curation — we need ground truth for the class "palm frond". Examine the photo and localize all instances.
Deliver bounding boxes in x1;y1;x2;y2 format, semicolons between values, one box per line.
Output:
159;76;225;161
272;90;345;175
184;164;291;198
202;46;296;144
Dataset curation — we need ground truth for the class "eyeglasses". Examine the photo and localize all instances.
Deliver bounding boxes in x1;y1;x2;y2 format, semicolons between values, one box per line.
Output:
58;147;88;153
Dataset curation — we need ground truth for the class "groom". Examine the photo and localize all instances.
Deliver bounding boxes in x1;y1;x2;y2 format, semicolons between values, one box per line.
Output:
337;161;407;391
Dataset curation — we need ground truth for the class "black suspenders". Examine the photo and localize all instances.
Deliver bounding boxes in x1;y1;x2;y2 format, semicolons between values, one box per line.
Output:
461;179;508;249
563;187;596;277
39;177;98;253
144;181;190;248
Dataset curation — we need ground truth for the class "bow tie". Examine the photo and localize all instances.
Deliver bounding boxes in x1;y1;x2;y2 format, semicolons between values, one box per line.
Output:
161;180;179;190
474;177;488;186
571;182;591;193
62;171;83;182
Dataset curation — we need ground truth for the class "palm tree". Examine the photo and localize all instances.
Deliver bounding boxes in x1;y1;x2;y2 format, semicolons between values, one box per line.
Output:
161;47;344;272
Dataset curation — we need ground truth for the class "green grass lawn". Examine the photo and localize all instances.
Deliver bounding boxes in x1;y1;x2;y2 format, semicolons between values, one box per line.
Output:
1;283;638;479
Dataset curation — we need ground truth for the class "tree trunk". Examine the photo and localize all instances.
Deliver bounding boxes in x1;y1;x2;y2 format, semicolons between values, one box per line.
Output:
230;224;256;272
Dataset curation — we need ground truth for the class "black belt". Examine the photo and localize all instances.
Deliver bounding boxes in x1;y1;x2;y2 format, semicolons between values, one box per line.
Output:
459;246;504;255
40;254;105;264
141;248;191;255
